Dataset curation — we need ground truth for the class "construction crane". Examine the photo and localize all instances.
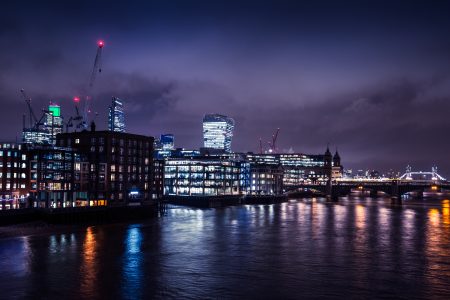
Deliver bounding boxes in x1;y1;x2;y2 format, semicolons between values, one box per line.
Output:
80;40;104;129
258;128;281;154
268;128;280;153
20;89;38;128
65;96;84;132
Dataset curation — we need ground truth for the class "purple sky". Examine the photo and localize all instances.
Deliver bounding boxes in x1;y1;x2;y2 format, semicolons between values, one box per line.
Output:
1;0;450;176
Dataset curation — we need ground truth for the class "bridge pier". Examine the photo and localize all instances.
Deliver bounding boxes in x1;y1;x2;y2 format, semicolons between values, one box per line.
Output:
326;182;339;202
390;180;402;205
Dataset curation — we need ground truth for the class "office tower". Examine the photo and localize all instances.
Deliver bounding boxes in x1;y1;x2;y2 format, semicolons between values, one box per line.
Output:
45;102;63;145
202;114;235;153
160;134;174;150
108;97;125;133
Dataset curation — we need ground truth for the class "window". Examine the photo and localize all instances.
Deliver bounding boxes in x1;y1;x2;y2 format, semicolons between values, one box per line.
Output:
22;154;26;160
75;138;80;144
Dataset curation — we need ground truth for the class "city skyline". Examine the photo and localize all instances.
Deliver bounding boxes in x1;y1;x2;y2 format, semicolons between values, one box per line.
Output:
1;1;450;176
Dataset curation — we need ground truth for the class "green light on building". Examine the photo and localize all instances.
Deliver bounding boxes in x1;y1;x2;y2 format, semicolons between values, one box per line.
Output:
48;105;61;117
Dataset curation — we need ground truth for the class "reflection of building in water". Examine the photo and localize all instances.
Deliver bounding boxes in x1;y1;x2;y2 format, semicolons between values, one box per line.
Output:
442;200;450;226
425;204;450;290
81;227;98;298
122;226;143;299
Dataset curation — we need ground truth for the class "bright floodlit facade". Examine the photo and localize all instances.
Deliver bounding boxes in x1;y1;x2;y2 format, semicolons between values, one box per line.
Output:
202;114;235;153
164;156;247;196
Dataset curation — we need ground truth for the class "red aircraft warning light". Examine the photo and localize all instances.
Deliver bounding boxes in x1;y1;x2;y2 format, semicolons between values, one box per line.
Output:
98;40;104;48
73;97;80;103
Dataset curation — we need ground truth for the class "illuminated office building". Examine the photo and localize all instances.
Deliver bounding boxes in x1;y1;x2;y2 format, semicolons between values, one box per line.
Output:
22;128;51;145
108;97;125;133
164;156;246;196
202;114;235;153
44;102;64;145
160;134;174;150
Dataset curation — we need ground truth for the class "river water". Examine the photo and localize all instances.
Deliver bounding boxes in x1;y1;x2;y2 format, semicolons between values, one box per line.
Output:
1;197;450;299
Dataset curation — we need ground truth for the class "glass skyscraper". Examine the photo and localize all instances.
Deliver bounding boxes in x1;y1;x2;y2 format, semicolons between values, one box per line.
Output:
202;114;235;153
108;97;125;133
41;102;63;145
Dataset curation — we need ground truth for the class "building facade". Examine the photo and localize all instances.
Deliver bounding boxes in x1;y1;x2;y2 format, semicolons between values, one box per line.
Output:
0;143;29;209
246;148;336;189
28;146;87;208
202;114;235;153
164;156;245;196
22;128;52;145
57;129;156;206
108;97;125;133
248;163;284;195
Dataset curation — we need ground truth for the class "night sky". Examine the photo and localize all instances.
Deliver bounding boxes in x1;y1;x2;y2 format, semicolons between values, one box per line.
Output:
1;0;450;176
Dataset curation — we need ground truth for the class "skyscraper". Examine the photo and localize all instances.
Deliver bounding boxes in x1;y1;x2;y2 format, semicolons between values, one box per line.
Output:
108;97;125;133
44;102;63;145
202;114;235;153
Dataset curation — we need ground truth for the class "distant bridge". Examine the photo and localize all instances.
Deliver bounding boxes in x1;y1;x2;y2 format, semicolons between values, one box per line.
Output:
285;167;450;200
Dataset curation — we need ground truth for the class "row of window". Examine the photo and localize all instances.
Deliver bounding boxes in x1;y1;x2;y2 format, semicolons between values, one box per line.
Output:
0;151;25;159
0;173;26;179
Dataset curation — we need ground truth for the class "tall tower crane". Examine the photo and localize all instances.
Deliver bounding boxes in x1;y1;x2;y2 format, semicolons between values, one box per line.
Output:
20;89;38;128
267;128;280;153
258;128;281;154
81;40;104;129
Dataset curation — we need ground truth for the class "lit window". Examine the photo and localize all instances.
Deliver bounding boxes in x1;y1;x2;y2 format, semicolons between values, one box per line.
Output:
75;138;80;144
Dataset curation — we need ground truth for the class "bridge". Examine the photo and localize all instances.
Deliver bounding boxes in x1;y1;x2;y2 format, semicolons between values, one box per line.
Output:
285;167;450;201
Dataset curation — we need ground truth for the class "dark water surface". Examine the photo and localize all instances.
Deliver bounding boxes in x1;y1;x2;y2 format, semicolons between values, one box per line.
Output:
1;197;450;299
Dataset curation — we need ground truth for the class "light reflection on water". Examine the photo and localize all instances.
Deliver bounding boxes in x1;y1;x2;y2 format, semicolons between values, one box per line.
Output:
1;198;450;299
80;227;99;299
122;226;143;300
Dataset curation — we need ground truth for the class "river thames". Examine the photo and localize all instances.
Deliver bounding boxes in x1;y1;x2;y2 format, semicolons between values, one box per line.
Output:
1;197;450;299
